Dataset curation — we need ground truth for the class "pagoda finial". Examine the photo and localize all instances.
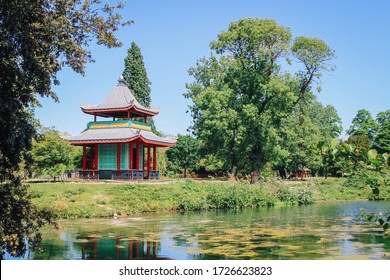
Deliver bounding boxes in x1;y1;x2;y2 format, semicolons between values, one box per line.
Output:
118;75;126;85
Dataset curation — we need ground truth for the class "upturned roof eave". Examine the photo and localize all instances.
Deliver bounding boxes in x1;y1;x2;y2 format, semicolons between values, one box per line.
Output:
80;105;159;117
66;127;176;147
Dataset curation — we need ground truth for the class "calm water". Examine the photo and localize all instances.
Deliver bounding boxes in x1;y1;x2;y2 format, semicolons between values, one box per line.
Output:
10;201;390;260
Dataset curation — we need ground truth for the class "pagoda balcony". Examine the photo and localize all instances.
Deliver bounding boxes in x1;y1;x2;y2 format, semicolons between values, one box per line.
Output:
86;120;152;131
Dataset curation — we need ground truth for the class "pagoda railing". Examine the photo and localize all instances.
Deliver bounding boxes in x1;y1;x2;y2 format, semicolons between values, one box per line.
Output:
76;170;99;180
76;169;159;180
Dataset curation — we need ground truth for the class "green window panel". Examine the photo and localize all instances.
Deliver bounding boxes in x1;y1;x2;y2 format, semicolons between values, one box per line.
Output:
98;144;116;170
120;144;129;170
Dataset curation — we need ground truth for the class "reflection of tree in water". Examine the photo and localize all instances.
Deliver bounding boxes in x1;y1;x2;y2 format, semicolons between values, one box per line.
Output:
76;237;167;260
29;239;69;260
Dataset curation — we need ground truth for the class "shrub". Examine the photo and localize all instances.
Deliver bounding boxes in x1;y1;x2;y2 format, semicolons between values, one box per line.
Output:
276;185;297;204
344;172;390;201
297;187;315;205
344;175;365;189
64;187;85;197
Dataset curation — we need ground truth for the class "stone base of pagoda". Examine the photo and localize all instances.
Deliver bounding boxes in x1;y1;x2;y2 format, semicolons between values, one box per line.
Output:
130;170;144;180
148;171;159;180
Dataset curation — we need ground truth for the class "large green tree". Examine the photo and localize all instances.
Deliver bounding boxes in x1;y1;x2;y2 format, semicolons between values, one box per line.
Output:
186;55;243;177
0;0;131;258
375;110;390;154
122;42;152;107
166;135;199;178
186;18;335;183
276;101;342;177
346;109;378;141
31;129;79;181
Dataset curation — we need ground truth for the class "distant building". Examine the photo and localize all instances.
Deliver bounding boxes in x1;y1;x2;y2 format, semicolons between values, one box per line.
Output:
66;77;175;180
291;166;310;179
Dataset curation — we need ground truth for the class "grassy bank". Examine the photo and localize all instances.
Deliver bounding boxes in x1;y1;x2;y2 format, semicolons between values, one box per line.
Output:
28;177;389;219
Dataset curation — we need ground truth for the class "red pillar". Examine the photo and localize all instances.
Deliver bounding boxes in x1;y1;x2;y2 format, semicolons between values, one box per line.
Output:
82;145;87;179
129;143;133;180
153;146;157;171
94;114;96;122
89;146;94;169
129;143;133;170
82;145;87;171
135;143;140;170
147;146;151;178
117;143;121;178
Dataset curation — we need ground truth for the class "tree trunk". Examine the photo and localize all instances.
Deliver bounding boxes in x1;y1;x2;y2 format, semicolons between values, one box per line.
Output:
183;168;187;178
250;167;260;184
284;168;289;179
230;165;237;180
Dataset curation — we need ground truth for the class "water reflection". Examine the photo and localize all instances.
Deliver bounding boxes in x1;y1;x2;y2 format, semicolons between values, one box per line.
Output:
15;201;390;260
77;239;162;260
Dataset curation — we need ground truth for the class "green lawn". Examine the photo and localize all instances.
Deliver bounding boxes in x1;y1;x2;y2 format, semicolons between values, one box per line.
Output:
27;177;384;219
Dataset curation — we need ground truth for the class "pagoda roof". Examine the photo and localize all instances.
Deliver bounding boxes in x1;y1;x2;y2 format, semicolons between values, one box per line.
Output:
65;126;176;147
81;77;159;118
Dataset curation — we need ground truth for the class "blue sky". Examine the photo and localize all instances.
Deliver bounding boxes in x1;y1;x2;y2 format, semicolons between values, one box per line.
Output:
35;0;390;138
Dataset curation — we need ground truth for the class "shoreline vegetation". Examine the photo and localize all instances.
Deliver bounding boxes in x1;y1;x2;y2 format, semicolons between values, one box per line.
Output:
28;177;390;219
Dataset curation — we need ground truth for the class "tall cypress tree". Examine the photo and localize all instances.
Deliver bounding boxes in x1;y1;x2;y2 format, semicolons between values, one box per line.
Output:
122;42;152;107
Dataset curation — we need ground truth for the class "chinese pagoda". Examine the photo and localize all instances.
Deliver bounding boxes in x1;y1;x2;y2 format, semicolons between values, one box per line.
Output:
66;77;175;180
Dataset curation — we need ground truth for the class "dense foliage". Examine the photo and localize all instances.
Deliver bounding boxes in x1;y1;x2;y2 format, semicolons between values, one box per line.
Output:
166;135;199;178
346;109;390;154
276;101;342;178
375;110;390;154
0;184;57;259
0;0;131;258
346;109;378;142
31;129;81;181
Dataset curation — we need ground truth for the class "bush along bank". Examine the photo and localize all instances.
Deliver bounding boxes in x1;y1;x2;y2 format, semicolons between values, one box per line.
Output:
28;177;390;219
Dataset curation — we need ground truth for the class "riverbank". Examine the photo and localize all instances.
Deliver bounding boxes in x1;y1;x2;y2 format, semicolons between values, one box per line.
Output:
27;177;390;219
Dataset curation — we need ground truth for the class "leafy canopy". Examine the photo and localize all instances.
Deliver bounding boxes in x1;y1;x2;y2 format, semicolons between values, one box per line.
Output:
0;0;132;181
277;101;342;177
31;129;79;181
166;135;199;178
186;18;335;183
346;109;378;141
375;110;390;153
0;0;131;259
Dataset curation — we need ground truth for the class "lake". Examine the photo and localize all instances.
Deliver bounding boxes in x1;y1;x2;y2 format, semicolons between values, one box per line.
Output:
9;201;390;260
